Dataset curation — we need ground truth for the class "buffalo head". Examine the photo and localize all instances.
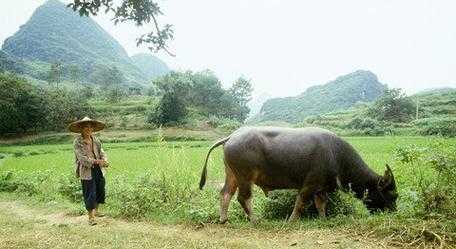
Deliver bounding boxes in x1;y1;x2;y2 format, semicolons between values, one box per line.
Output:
365;164;398;212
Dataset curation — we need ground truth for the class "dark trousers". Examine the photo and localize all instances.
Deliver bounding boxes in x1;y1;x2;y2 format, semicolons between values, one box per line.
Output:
81;165;105;211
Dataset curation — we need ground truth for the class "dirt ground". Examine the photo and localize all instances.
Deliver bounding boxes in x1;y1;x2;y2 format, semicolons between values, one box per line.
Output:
0;200;395;249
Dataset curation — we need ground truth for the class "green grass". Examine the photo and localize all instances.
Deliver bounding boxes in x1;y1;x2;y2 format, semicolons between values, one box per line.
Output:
0;136;437;192
0;136;455;247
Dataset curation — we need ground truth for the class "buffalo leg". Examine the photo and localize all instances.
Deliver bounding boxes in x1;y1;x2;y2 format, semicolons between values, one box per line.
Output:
237;183;256;222
219;167;237;224
314;192;328;218
288;186;313;222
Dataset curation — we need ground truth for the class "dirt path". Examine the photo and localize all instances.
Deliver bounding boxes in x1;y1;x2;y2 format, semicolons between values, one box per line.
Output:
0;200;394;249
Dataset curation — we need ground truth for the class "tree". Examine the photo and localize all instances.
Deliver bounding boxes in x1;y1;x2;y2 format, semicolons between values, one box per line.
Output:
189;70;225;114
67;64;83;83
367;88;415;123
226;77;253;122
105;87;126;103
42;87;94;131
148;91;187;125
230;77;253;106
90;65;125;87
0;73;47;135
68;0;174;55
47;63;62;86
147;72;191;125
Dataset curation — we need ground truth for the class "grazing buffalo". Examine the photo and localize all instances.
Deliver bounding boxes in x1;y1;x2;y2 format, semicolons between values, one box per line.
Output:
199;127;397;223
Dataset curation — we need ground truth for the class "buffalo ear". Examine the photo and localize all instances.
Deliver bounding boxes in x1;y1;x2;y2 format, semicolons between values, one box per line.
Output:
378;164;395;190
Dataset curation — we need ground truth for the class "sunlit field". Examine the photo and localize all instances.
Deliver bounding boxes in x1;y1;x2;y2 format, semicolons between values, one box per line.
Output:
1;136;455;247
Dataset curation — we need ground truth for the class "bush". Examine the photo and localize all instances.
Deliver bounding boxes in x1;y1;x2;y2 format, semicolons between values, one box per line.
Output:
395;141;456;218
114;172;195;220
412;117;456;137
57;173;83;202
0;73;47;135
261;189;368;219
146;91;187;126
0;171;16;192
394;145;425;164
205;116;241;131
0;171;38;196
346;116;391;136
367;88;415;123
347;116;377;130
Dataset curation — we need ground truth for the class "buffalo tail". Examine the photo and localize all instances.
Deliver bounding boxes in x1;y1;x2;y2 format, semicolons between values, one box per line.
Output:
199;137;230;190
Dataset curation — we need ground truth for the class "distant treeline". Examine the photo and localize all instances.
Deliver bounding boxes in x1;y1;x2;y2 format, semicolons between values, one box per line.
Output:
0;69;253;136
147;70;252;126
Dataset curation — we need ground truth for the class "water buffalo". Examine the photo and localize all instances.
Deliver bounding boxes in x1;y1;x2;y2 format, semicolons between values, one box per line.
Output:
199;127;397;223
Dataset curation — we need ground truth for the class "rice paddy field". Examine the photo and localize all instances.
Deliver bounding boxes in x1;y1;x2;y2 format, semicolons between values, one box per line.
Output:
0;135;455;248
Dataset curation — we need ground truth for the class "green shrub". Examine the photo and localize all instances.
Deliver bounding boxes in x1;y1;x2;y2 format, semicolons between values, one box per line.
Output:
0;171;16;192
57;173;82;202
114;172;195;220
413;117;456;137
346;116;391;136
261;189;368;220
218;119;241;132
395;141;456;218
394;145;425;164
421;151;456;217
13;151;26;157
347;116;378;130
0;171;38;196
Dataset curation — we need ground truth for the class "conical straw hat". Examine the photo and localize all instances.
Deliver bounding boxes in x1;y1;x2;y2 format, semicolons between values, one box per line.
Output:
68;117;105;133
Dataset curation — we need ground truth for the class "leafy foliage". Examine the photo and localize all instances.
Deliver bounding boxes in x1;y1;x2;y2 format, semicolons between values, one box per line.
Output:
42;87;93;131
0;73;93;135
367;88;415;123
68;0;174;55
295;88;455;137
0;50;25;74
47;63;63;86
0;73;47;134
412;117;456;137
147;71;253;126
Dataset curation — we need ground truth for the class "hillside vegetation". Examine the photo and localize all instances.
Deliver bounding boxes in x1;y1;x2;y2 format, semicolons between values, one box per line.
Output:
0;0;168;86
299;88;456;137
255;70;386;123
131;53;170;81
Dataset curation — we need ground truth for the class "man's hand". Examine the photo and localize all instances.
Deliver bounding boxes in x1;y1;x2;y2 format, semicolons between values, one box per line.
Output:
96;159;108;167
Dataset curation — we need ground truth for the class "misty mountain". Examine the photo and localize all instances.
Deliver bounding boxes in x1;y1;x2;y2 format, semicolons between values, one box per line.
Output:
247;92;272;119
416;87;455;95
0;0;167;85
255;70;386;123
131;53;170;81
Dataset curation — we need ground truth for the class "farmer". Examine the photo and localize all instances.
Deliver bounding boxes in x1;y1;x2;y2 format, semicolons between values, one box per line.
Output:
69;117;109;225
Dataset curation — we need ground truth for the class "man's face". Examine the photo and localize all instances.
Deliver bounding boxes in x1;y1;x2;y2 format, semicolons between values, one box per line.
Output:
81;124;93;137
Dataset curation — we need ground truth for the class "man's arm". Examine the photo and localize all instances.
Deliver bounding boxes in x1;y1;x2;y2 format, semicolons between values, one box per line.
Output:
74;139;95;168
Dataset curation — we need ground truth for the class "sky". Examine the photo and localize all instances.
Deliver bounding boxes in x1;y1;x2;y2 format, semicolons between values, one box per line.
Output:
1;0;455;97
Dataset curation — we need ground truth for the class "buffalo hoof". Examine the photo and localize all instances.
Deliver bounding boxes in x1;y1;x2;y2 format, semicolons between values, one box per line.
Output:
287;215;299;223
248;216;260;225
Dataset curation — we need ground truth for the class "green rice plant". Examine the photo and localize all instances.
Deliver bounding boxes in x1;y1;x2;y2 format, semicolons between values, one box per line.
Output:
57;173;82;203
0;171;38;196
13;151;26;157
